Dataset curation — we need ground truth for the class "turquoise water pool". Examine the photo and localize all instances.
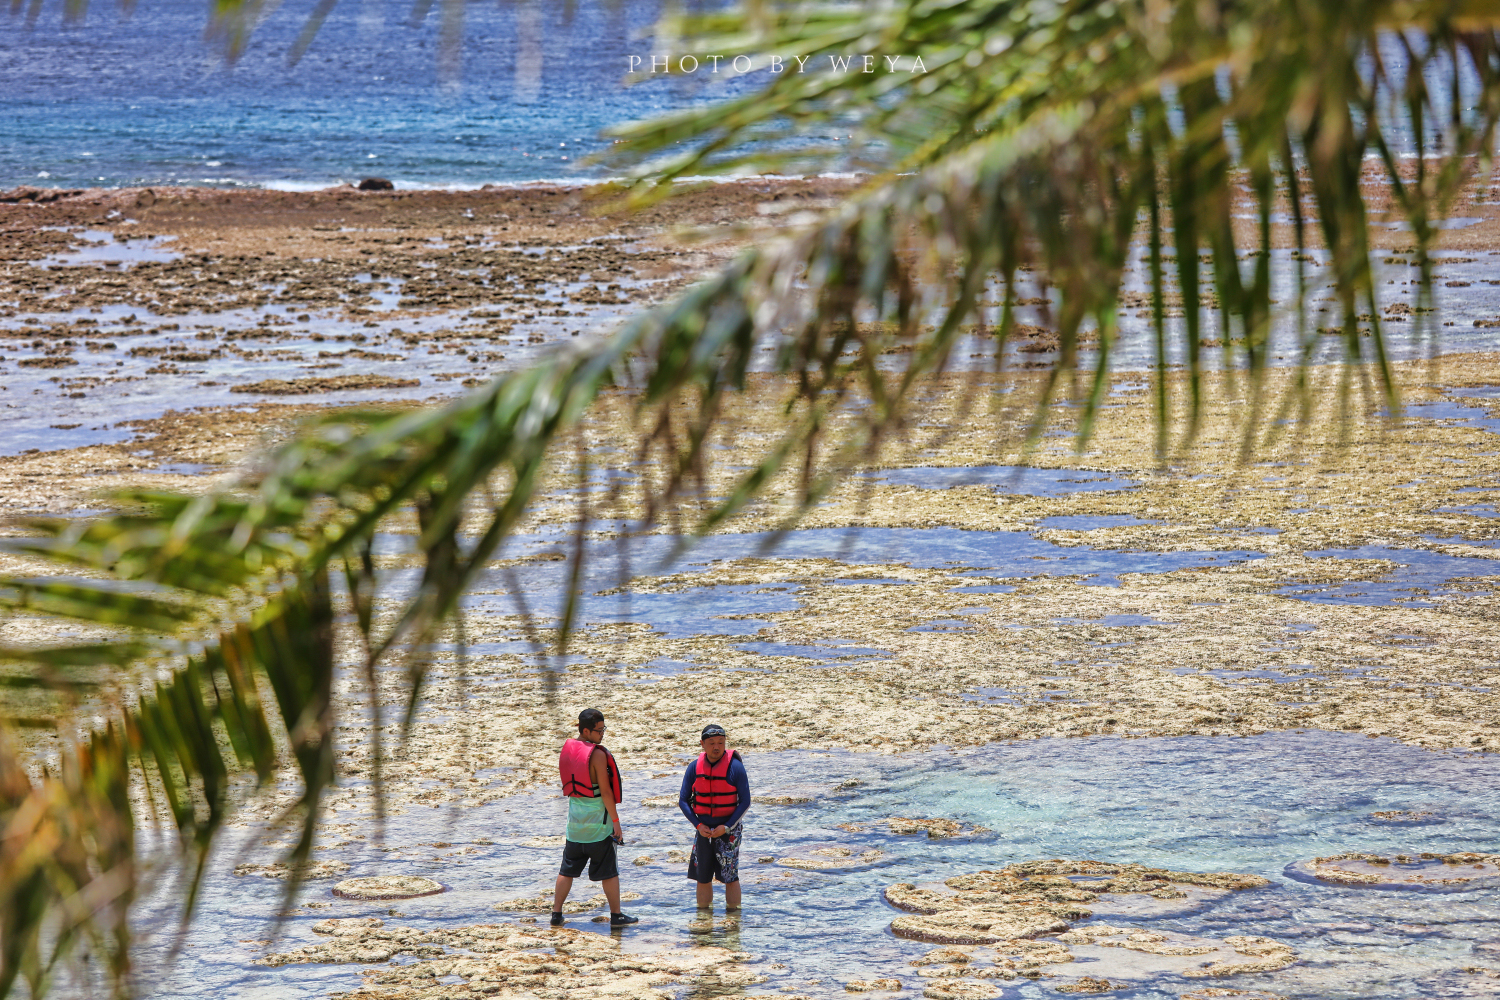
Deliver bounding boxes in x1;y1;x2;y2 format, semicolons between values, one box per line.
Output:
126;731;1500;999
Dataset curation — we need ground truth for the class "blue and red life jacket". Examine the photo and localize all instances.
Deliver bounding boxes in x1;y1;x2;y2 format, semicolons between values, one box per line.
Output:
689;749;741;819
559;737;622;802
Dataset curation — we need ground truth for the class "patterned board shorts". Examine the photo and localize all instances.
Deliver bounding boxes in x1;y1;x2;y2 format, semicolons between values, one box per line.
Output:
688;822;743;884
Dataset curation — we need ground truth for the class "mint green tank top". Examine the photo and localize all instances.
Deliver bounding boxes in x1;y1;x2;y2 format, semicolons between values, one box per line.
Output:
566;791;612;843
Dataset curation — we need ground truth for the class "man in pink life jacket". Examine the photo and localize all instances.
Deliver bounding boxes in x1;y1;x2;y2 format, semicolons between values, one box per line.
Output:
552;708;639;927
677;723;751;911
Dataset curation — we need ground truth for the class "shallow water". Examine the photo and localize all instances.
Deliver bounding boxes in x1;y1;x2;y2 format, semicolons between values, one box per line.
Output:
435;526;1265;637
0;240;665;456
10;245;1500;457
860;466;1139;496
128;730;1500;1000
1275;546;1500;607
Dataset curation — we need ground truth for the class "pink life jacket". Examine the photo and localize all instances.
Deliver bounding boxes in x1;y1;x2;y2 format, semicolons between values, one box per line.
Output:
559;737;622;801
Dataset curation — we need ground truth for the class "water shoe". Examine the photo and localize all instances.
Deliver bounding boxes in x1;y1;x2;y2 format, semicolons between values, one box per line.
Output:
550;912;564;926
610;912;639;926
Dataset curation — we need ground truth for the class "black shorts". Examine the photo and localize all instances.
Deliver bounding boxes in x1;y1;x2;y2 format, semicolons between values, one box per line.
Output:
559;837;619;882
687;823;742;884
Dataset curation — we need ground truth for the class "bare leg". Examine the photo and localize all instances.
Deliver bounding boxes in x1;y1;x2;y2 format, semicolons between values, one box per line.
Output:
696;881;713;908
602;876;622;913
725;880;741;910
553;875;574;912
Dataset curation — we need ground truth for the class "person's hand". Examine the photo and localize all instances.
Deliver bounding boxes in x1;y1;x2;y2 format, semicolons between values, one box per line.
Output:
696;823;712;837
612;820;624;844
711;825;727;839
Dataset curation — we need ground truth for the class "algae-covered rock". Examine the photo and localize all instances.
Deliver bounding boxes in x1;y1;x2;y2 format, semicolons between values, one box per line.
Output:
233;859;351;880
887;859;1287;978
920;980;998;1000
890;906;1071;945
889;817;967;838
1369;810;1440;825
777;846;888;871
846;978;902;992
1182;936;1296;978
495;890;642;913
640;795;678;807
1055;978;1120;994
258;919;754;998
1289;851;1500;889
520;835;567;847
332;875;444;900
984;859;1270;892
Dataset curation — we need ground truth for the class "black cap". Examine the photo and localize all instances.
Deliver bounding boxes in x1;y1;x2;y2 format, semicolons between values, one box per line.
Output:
700;724;727;740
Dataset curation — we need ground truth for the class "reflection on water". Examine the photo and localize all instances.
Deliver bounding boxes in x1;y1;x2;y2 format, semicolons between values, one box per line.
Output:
860;466;1139;496
36;231;182;269
1276;547;1500;607
133;731;1500;999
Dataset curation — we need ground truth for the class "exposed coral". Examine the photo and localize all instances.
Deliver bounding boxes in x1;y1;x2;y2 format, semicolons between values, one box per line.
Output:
776;846;887;870
846;979;903;992
1293;851;1500;888
233;859;351;880
494;891;642;914
331;875;444;900
888;818;969;839
883;860;1290;988
258;917;753;1000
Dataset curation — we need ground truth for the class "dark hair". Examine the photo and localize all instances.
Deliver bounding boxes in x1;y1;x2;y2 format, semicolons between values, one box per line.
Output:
578;708;604;733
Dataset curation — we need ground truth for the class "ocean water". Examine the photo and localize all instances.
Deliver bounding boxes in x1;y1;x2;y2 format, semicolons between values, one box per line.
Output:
0;0;751;190
2;4;1481;192
126;732;1500;1000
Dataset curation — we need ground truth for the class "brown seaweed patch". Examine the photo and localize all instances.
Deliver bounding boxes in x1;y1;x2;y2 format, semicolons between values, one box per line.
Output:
332;875;444;900
1369;810;1440;825
888;817;986;839
230;374;420;394
1055;978;1122;994
919;981;999;1000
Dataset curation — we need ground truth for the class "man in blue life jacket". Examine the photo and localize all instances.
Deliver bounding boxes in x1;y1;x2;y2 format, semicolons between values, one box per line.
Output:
678;723;751;911
553;708;639;927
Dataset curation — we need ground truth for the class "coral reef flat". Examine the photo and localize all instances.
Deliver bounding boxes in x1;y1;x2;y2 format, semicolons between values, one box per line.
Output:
10;180;1500;998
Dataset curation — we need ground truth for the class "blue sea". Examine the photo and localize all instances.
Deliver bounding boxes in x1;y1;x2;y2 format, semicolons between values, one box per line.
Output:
0;0;756;190
1;2;1483;192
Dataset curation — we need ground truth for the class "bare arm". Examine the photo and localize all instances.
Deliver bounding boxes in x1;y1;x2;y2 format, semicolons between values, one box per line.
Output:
590;748;622;840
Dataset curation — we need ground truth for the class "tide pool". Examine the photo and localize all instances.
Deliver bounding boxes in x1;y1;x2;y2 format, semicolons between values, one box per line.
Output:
130;731;1500;999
